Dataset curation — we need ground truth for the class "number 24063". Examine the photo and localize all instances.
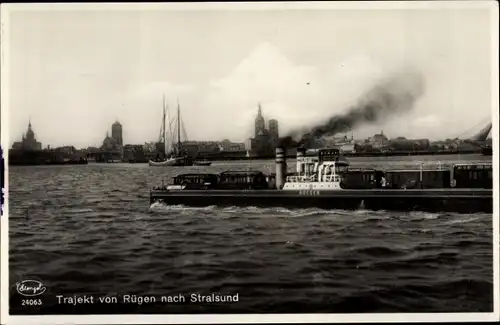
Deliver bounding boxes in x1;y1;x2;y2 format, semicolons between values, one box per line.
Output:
22;299;42;306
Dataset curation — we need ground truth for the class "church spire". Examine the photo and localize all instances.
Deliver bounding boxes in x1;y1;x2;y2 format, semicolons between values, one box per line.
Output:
254;102;266;138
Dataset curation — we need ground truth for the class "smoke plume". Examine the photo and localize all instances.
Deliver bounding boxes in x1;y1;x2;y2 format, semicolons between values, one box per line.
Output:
278;70;425;148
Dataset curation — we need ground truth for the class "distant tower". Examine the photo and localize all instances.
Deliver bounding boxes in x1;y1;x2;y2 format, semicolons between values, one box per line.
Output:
111;120;123;147
254;103;266;138
21;119;42;150
269;119;279;145
26;119;35;142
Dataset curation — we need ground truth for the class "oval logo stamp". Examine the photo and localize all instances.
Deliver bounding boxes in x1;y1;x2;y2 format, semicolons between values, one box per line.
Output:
16;280;46;297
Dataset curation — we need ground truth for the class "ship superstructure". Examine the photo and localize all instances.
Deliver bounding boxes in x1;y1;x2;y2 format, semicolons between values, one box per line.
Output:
279;148;348;191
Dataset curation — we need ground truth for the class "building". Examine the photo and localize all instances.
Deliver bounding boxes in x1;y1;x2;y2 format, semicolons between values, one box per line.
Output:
102;132;118;151
268;119;279;147
101;120;123;151
173;140;246;159
368;130;390;149
143;142;156;153
123;144;147;162
339;143;355;153
246;103;279;157
11;120;42;151
389;138;431;151
99;120;124;160
316;133;356;153
111;120;123;147
52;146;77;156
219;139;246;152
255;104;266;138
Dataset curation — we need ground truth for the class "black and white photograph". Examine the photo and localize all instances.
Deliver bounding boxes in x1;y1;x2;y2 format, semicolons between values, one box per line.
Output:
1;1;498;324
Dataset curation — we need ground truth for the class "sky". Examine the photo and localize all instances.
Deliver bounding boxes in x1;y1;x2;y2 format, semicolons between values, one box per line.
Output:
3;3;496;148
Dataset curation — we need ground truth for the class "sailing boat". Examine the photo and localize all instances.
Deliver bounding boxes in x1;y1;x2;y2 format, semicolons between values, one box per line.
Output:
149;96;193;167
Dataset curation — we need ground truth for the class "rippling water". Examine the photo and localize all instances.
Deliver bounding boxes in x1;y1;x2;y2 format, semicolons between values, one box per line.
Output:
8;155;493;314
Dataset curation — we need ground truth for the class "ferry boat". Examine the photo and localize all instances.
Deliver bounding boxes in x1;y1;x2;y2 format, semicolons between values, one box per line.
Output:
150;147;493;213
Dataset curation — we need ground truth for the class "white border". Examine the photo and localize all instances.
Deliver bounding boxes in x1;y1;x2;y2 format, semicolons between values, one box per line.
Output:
1;1;12;324
491;0;500;320
1;1;498;324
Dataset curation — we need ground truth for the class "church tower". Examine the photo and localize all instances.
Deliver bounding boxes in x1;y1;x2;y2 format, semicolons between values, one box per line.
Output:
254;103;266;138
111;120;123;147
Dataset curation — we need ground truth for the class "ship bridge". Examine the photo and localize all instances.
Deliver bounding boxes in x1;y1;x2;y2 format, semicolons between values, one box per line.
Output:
284;148;350;187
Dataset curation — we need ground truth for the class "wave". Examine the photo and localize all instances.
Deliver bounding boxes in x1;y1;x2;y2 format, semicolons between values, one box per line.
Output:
147;203;383;219
352;246;407;258
149;203;217;213
443;216;482;225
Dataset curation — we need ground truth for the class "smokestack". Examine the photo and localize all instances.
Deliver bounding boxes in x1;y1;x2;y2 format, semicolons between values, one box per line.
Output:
275;147;286;189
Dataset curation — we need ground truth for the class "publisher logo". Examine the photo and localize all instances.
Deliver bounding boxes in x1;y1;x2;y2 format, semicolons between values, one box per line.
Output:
16;280;46;297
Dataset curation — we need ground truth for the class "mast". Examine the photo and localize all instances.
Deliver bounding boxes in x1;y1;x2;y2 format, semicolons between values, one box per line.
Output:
162;94;167;156
177;97;181;155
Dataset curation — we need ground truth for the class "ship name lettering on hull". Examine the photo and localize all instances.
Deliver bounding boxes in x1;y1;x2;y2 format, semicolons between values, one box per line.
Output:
298;190;320;196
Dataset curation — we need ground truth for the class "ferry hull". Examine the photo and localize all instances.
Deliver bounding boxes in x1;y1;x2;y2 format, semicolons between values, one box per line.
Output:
150;189;493;214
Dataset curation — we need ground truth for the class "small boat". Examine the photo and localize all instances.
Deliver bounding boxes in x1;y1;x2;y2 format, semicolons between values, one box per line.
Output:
149;96;193;167
150;157;182;166
150;155;193;167
193;160;212;166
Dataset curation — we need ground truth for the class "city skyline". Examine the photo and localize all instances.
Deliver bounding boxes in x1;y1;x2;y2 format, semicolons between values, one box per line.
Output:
11;111;492;151
4;4;496;148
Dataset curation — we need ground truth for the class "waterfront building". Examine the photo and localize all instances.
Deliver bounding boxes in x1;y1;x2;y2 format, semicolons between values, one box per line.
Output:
111;120;123;147
143;142;156;153
219;139;246;152
176;140;246;158
369;130;389;149
123;144;147;162
389;138;430;151
246;104;279;157
102;132;119;151
53;146;77;156
268;119;279;147
11;120;42;151
321;133;356;153
99;120;124;161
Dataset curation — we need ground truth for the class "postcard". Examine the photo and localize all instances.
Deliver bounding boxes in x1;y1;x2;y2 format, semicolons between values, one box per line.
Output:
1;1;498;324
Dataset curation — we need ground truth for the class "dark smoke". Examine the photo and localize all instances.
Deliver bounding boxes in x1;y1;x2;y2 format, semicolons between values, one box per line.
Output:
279;70;425;148
277;135;298;148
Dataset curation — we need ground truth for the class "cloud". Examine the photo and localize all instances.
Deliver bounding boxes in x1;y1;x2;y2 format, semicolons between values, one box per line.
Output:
129;82;195;101
191;42;394;141
414;114;441;128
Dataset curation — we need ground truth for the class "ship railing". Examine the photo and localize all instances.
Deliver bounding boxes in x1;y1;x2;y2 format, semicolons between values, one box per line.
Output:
317;174;340;182
410;161;448;170
286;175;317;183
323;175;341;182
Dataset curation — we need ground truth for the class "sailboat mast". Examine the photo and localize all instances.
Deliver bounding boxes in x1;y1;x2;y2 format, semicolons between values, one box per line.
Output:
162;94;167;156
177;97;181;154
